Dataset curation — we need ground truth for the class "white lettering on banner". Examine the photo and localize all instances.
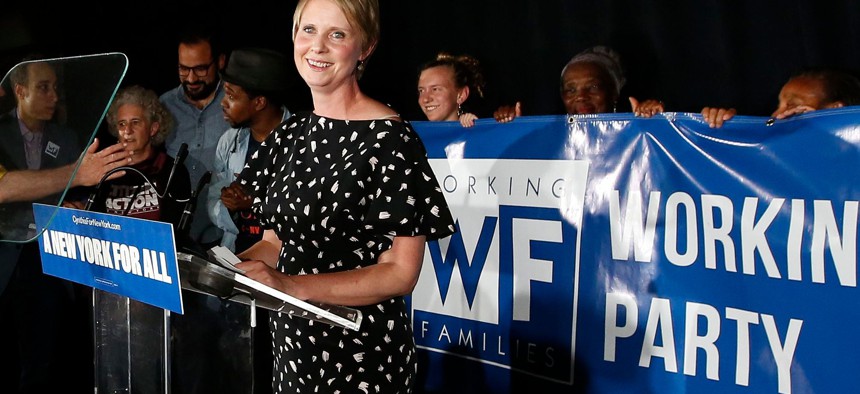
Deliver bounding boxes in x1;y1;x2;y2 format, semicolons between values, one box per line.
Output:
111;241;140;274
418;319;558;367
71;214;122;231
43;230;76;260
142;248;172;284
604;293;802;393
434;159;587;214
641;298;678;372
440;175;567;201
609;191;859;287
512;217;558;321
41;230;173;284
610;190;661;262
415;159;588;382
416;159;588;323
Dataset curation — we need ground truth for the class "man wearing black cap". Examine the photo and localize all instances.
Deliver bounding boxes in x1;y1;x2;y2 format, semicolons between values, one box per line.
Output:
207;47;294;254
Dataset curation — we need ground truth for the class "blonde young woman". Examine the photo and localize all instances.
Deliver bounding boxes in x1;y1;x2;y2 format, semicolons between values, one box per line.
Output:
417;52;486;127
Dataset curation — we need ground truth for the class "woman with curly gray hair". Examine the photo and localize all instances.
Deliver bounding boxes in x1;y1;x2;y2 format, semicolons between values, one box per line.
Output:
106;85;175;152
91;85;190;224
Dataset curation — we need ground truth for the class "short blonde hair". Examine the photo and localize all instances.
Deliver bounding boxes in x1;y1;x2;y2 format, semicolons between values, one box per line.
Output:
292;0;380;57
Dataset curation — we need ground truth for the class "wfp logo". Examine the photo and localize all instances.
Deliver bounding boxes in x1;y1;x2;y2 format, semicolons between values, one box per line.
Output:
413;159;588;383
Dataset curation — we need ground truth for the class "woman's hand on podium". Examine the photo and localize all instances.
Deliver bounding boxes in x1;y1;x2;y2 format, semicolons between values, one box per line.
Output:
236;259;304;300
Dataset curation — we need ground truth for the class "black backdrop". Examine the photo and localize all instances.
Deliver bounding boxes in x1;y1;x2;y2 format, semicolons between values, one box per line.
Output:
3;1;860;121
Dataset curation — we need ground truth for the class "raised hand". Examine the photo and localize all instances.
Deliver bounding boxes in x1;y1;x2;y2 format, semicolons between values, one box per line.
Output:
73;138;131;187
630;97;665;118
493;101;522;123
459;112;478;128
701;107;737;128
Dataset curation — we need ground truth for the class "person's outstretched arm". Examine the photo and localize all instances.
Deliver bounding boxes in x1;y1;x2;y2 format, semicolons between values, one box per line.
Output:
0;138;129;204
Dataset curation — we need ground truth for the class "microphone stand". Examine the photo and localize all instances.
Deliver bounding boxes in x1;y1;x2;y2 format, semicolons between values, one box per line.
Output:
178;171;211;234
164;143;188;200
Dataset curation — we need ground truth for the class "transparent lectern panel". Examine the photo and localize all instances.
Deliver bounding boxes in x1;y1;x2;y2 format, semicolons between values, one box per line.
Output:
93;289;169;394
0;53;127;242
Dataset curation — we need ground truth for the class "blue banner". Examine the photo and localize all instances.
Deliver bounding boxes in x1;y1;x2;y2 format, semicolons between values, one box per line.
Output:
410;109;860;394
33;204;183;313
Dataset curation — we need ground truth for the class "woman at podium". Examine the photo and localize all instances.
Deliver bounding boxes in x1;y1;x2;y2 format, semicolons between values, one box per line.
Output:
234;0;456;392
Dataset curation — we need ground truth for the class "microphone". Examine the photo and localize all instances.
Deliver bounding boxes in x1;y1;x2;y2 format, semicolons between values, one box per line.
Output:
176;143;189;166
162;143;188;196
178;170;211;233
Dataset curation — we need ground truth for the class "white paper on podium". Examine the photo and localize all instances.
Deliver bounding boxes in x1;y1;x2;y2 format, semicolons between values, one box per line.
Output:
207;246;245;274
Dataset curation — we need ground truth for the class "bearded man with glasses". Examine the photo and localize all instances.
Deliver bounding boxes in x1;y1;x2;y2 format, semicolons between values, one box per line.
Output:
159;23;230;251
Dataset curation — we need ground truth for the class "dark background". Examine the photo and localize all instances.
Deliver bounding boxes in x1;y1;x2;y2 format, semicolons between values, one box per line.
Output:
2;1;860;121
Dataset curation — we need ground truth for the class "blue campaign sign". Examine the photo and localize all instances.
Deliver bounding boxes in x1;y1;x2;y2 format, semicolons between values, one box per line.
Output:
410;109;860;394
33;204;183;313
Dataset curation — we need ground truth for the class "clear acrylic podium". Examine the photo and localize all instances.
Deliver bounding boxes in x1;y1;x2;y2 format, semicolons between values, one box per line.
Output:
92;262;257;394
93;251;362;394
93;290;176;394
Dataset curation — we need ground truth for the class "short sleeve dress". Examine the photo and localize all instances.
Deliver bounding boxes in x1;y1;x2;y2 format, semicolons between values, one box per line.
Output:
239;112;455;393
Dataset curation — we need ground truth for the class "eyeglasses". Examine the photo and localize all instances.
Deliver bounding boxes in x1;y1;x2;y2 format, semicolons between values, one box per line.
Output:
178;60;215;77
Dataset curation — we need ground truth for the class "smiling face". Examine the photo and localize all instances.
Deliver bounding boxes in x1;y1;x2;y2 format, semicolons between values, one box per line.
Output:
178;41;220;101
293;0;367;94
771;76;832;117
560;61;616;115
417;65;464;121
115;103;158;160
